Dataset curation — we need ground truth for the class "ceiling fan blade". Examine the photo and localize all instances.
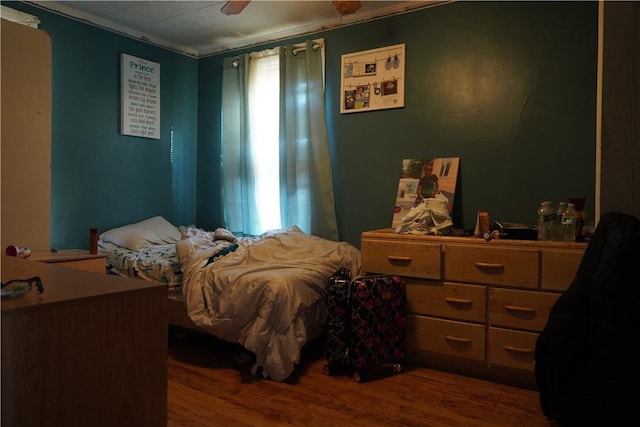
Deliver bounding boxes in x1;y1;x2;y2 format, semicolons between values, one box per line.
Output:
221;0;251;16
332;1;362;15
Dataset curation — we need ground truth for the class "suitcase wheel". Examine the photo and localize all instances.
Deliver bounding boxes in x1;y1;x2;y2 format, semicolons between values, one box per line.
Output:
322;363;331;376
392;363;402;374
352;369;369;383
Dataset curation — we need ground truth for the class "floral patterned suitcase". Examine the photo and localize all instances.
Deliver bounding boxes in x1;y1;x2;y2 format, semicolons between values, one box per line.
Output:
323;271;407;382
324;268;353;368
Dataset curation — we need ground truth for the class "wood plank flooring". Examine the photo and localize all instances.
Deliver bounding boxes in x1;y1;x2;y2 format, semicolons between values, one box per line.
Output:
167;329;552;427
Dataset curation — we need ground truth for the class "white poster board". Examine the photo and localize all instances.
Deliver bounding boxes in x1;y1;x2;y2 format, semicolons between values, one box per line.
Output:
121;53;160;139
340;43;405;114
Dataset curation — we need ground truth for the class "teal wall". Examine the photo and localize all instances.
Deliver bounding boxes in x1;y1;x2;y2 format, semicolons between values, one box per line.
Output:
6;1;597;249
335;1;597;245
199;1;598;247
6;2;199;250
195;59;223;230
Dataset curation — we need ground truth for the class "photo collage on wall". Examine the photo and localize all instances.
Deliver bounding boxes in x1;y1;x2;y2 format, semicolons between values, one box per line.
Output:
340;44;405;114
391;157;461;231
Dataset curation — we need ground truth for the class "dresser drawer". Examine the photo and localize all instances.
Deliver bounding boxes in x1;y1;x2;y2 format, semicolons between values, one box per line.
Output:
444;244;539;289
488;327;538;372
489;288;559;331
361;239;441;279
361;229;587;387
407;315;485;362
541;248;584;291
407;280;486;322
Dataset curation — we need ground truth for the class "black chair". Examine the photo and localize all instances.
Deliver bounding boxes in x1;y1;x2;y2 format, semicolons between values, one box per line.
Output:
535;212;640;426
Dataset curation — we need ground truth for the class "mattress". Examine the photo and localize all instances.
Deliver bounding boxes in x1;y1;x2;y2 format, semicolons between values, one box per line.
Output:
99;240;183;287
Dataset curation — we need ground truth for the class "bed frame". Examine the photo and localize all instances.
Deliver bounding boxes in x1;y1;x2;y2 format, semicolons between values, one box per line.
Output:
167;290;204;332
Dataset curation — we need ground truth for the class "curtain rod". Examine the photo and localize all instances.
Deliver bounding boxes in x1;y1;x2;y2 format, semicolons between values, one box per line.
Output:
289;38;324;55
229;38;324;65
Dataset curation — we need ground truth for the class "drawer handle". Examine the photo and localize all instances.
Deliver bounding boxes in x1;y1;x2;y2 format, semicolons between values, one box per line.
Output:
445;297;472;305
387;255;412;262
444;335;472;344
475;262;504;269
504;305;536;314
503;345;534;354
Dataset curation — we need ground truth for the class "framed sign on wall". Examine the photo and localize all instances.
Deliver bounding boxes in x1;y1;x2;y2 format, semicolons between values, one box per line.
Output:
340;43;405;114
120;53;160;139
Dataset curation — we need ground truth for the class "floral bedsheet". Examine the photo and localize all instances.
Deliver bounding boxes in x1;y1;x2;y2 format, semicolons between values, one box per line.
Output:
99;240;182;287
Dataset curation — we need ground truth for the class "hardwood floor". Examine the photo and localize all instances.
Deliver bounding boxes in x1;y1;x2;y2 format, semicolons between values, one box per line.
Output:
167;329;552;427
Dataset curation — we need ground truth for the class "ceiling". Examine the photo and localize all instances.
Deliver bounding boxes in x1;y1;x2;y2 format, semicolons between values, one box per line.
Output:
26;1;447;57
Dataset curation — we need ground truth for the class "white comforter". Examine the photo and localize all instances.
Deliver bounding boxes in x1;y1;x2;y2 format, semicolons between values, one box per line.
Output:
180;226;361;381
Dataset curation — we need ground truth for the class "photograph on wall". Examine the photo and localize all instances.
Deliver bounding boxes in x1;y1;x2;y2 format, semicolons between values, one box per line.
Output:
340;43;405;114
391;157;461;234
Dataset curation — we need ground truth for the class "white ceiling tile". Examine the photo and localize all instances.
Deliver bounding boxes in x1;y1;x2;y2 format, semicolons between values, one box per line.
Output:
30;0;449;57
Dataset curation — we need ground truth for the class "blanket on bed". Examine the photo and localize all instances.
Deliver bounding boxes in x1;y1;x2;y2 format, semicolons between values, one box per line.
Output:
180;225;361;381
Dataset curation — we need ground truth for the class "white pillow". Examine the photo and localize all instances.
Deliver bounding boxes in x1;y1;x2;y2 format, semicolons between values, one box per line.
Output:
99;216;182;251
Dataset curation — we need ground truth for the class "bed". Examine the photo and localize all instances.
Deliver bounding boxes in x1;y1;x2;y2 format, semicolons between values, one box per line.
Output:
98;216;361;381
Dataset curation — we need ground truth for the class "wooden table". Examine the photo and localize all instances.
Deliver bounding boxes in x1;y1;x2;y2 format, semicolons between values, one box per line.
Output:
1;255;167;427
28;249;107;274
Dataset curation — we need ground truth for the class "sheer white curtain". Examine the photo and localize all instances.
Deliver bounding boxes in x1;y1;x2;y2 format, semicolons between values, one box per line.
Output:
221;40;338;240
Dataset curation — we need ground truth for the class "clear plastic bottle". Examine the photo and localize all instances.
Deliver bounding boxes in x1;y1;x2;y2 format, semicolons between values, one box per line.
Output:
553;202;567;241
537;201;555;241
560;203;578;242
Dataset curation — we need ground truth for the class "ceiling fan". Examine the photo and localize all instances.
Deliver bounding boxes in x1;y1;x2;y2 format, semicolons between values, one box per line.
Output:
220;0;362;16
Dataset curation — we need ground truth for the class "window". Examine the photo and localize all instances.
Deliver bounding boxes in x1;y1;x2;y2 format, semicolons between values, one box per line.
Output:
247;50;281;231
221;40;339;240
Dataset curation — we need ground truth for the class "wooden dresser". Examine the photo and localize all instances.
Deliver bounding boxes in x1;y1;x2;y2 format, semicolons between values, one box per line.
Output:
1;255;167;427
361;228;587;388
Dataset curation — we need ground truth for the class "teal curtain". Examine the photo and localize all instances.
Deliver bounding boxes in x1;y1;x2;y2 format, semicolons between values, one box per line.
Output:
279;41;338;240
220;54;256;235
220;41;339;240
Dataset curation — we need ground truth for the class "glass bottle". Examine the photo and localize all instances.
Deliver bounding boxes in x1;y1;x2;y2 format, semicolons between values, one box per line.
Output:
561;203;578;242
553;202;567;241
537;201;554;241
